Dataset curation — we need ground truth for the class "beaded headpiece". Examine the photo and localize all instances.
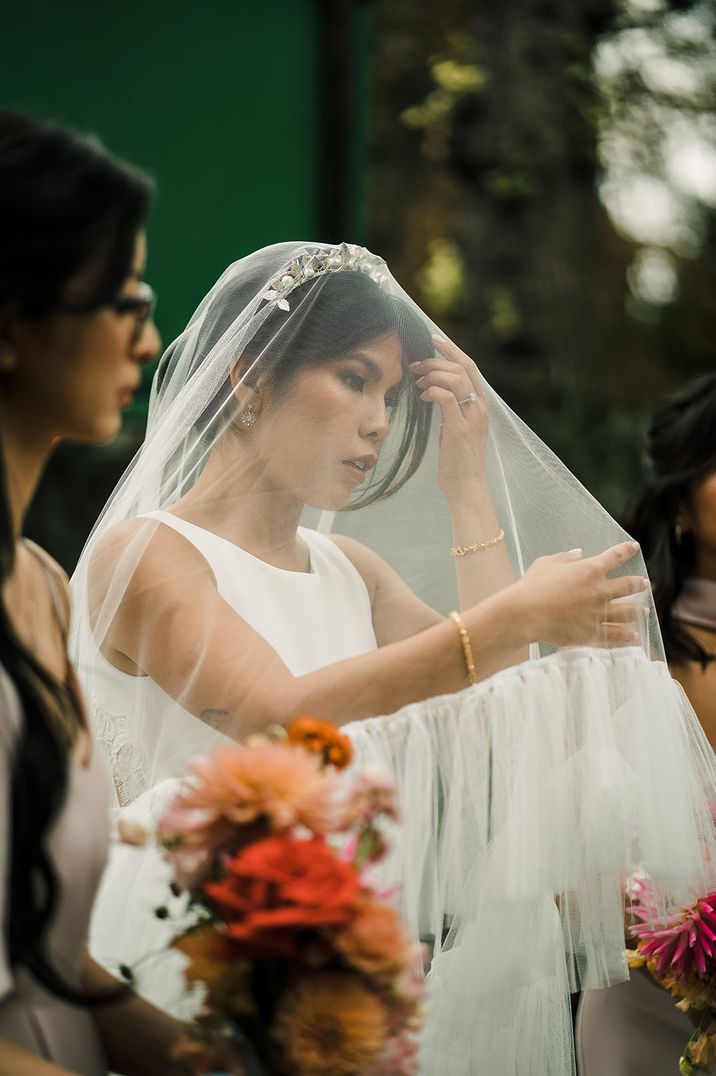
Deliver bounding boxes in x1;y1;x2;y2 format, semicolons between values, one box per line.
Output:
260;243;389;312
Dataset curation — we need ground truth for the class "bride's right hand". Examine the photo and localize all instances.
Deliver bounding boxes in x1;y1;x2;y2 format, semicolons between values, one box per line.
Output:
514;541;649;648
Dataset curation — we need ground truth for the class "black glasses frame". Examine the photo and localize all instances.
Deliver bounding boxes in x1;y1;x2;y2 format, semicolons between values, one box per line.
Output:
110;282;157;344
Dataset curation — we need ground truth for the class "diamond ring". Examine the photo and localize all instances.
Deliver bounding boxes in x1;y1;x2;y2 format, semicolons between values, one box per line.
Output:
458;391;478;406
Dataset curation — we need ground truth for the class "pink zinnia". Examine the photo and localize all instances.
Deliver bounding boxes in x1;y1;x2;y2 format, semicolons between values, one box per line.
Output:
632;891;716;979
340;766;399;831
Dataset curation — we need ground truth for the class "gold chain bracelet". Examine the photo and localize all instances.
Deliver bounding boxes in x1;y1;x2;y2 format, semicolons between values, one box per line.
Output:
450;610;477;686
450;528;505;558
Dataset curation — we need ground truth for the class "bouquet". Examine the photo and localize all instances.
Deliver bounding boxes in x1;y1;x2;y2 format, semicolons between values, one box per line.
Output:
628;878;716;1075
153;717;425;1076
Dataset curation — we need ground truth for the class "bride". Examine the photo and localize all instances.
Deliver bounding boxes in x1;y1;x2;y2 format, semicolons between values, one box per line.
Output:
72;242;716;1074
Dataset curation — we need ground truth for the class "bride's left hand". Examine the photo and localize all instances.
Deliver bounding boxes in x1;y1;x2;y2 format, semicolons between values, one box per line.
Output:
409;335;490;505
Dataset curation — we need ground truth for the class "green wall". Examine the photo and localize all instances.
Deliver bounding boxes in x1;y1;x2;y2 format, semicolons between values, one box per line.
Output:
2;0;323;567
1;0;321;393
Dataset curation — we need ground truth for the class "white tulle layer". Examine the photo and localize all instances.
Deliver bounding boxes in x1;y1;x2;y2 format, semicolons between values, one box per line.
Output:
91;646;716;1074
346;646;716;1075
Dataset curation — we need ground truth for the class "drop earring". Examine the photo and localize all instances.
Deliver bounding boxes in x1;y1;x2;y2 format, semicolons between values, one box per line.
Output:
240;403;256;428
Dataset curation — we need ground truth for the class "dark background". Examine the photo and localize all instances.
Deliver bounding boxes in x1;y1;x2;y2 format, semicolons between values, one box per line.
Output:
2;0;714;572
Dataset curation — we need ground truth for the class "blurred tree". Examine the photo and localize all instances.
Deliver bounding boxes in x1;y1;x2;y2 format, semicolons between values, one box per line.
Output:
368;0;716;514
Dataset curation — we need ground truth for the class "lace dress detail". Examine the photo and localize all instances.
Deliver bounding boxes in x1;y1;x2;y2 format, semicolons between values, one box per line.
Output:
93;704;148;808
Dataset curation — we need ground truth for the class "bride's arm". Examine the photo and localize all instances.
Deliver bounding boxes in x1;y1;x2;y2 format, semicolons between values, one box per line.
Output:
409;337;516;610
96;524;644;735
331;533;527;670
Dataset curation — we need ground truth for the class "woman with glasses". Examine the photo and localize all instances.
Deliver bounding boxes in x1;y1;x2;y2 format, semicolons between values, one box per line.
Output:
0;110;187;1075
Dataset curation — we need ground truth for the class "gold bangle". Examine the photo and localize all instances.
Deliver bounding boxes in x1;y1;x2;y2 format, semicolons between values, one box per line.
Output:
451;528;505;558
450;610;477;686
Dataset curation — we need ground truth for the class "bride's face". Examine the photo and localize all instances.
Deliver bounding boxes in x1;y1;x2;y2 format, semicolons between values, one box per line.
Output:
252;330;405;510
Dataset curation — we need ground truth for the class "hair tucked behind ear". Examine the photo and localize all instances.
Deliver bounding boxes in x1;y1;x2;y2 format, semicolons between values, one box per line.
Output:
624;374;716;667
0;110;151;1002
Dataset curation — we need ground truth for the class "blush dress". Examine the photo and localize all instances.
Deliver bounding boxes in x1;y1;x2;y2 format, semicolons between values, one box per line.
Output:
0;556;112;1075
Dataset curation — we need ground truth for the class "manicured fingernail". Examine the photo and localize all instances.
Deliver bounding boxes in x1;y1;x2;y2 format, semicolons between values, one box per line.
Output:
640;578;650;589
630;541;639;551
409;361;422;368
568;548;582;555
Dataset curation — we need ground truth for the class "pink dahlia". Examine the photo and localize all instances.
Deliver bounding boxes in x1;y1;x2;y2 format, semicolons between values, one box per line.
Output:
157;743;340;889
632;891;716;980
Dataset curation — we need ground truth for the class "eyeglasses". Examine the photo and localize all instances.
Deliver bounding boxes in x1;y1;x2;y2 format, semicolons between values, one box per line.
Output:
111;281;157;345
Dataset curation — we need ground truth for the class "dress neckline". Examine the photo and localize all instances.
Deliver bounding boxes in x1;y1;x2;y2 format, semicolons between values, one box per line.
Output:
151;510;318;577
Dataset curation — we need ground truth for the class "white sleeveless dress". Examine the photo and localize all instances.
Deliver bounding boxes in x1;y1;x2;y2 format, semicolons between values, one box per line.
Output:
89;511;377;1010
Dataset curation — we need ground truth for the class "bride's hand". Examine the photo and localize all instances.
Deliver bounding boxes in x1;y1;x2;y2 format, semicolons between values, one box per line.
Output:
514;541;649;648
409;335;489;504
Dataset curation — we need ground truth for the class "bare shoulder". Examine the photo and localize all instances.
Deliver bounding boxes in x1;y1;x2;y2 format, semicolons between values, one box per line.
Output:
327;534;386;599
88;516;217;605
22;539;71;630
23;539;69;589
328;532;442;642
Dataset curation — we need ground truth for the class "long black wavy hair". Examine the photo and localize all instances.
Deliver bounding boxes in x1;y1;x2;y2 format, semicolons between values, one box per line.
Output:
624;373;716;667
0;110;152;1000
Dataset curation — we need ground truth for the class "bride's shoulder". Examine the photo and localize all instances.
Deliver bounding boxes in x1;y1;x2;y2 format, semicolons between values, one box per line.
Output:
87;516;215;602
326;534;388;600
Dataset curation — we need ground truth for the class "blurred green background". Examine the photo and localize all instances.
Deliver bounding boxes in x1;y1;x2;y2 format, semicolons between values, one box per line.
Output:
2;0;715;571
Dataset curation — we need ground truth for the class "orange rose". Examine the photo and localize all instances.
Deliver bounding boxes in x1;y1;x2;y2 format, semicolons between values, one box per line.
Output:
287;716;353;770
203;835;359;958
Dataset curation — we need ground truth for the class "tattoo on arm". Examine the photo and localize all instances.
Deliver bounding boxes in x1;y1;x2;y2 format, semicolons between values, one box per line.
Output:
200;708;230;729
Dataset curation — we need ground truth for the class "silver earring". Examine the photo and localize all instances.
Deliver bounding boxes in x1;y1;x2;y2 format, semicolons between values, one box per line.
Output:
241;403;256;428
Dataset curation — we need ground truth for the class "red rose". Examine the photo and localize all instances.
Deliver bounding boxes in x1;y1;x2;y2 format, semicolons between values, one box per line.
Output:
203;835;359;958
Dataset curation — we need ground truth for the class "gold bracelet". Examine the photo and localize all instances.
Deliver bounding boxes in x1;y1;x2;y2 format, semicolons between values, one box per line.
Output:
450;610;477;686
450;528;505;558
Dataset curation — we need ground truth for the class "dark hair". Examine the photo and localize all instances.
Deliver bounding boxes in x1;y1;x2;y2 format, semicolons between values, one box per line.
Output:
158;263;434;505
624;373;716;667
0;110;152;1001
0;110;152;320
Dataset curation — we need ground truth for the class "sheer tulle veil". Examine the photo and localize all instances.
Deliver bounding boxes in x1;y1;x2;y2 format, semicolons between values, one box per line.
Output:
71;242;716;1074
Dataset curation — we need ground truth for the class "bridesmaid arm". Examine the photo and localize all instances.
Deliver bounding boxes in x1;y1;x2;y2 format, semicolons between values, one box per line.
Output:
82;953;188;1076
0;1038;78;1075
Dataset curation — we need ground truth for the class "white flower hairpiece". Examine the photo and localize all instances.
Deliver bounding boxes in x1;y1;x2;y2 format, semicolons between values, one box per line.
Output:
260;243;389;312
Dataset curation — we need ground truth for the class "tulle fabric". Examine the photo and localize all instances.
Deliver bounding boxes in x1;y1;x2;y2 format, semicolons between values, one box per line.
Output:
67;241;716;1074
91;645;716;1072
346;647;716;1074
